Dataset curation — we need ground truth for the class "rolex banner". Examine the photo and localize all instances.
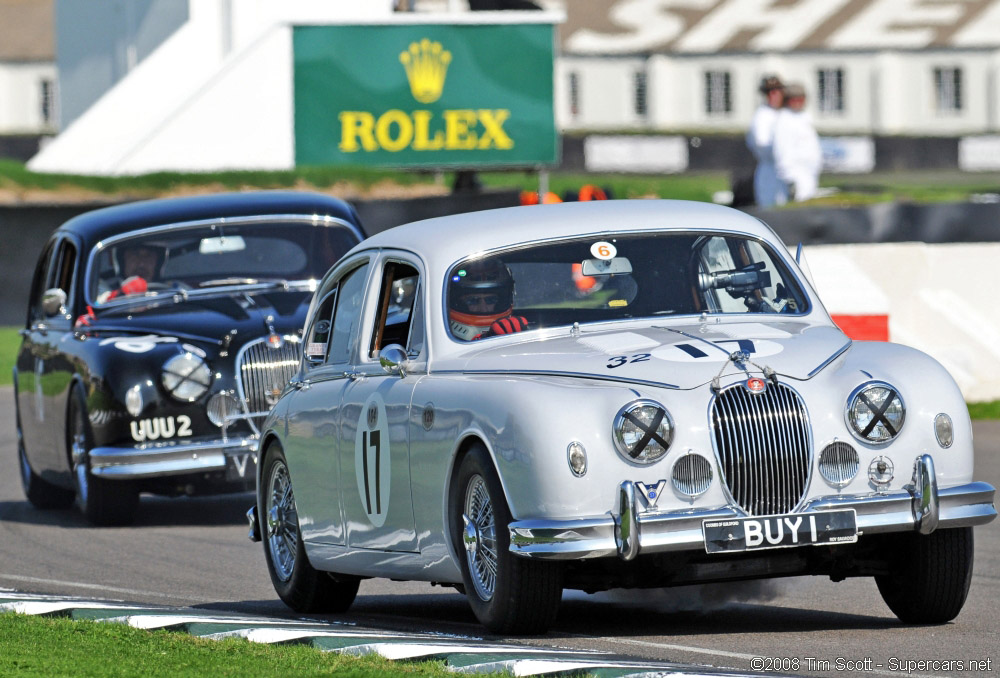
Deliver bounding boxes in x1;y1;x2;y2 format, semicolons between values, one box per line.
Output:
293;23;557;167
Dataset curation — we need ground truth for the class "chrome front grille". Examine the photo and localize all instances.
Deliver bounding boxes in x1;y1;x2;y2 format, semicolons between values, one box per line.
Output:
236;337;302;433
710;382;811;516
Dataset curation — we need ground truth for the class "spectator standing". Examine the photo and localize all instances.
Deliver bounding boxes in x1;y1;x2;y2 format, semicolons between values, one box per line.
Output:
773;82;822;203
745;76;786;207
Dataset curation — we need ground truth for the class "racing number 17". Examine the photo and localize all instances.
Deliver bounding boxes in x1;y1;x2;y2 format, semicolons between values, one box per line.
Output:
361;430;381;515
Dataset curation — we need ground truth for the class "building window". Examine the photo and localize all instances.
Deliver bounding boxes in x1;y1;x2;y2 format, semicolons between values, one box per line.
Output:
817;68;844;114
934;67;962;113
569;71;580;118
634;70;648;117
40;79;54;125
705;70;732;115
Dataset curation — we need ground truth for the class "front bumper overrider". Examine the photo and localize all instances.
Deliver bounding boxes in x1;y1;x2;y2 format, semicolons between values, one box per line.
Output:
509;455;997;561
86;437;258;479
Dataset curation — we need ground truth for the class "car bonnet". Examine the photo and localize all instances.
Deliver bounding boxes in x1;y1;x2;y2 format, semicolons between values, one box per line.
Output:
447;320;850;390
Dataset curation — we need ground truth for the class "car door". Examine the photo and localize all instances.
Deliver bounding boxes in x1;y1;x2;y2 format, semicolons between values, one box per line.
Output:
17;236;78;475
283;258;371;545
340;254;423;552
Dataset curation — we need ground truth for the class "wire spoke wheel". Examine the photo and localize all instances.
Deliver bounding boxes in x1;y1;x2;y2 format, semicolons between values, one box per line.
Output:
266;459;298;582
463;474;498;601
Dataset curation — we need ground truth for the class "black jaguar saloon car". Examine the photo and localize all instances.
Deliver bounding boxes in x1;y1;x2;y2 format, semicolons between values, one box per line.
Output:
14;191;365;525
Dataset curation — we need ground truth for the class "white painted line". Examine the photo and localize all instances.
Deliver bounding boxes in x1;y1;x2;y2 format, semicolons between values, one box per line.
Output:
0;601;151;615
202;628;421;643
339;642;601;661
0;573;215;603
109;614;319;630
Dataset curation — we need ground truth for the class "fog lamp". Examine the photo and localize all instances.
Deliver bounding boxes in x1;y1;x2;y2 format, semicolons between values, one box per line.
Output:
207;392;242;428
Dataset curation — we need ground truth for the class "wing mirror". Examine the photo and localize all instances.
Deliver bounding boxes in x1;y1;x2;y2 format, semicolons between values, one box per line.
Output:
41;288;67;317
379;344;408;376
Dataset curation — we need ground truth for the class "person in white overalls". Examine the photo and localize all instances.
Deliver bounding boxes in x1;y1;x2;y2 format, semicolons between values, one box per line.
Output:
773;83;823;203
745;76;786;207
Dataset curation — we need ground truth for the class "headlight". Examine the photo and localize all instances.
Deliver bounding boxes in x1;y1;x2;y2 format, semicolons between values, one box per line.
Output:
846;382;904;445
162;352;212;402
613;400;673;464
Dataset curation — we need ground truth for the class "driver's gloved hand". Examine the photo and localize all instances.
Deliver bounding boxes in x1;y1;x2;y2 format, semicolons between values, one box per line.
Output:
119;276;148;296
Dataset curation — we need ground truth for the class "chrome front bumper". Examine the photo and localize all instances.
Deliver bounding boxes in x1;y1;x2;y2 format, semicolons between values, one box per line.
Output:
87;438;258;479
509;455;997;561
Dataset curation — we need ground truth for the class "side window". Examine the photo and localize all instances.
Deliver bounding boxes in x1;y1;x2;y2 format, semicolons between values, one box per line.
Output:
27;240;57;323
369;262;420;358
327;263;370;365
304;288;338;366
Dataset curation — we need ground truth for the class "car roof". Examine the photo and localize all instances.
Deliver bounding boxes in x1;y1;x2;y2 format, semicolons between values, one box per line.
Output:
56;191;365;247
347;200;778;271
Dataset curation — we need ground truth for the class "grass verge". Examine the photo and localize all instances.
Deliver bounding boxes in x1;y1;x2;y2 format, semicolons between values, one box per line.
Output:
2;159;1000;206
0;612;461;678
0;326;18;386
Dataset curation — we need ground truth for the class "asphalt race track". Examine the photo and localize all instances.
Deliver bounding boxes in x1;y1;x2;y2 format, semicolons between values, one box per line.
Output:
1;387;997;677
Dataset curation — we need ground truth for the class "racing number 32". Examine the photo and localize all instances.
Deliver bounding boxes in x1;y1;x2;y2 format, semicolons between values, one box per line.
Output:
607;353;651;369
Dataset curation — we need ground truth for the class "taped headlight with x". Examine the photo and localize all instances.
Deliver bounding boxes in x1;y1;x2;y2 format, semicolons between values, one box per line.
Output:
847;383;905;444
613;401;673;464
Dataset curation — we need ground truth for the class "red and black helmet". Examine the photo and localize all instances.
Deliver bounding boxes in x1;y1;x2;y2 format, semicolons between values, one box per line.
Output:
448;258;515;341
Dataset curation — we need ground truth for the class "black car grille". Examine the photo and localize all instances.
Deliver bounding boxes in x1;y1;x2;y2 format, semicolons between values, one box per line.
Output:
710;382;811;516
237;337;301;432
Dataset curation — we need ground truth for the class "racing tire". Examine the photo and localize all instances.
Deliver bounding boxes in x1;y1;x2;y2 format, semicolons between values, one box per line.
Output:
260;442;360;613
16;395;74;510
69;384;139;526
875;527;974;624
450;443;563;635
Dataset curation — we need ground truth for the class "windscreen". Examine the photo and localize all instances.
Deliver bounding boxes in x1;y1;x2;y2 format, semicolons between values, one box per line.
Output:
89;221;357;305
445;232;809;341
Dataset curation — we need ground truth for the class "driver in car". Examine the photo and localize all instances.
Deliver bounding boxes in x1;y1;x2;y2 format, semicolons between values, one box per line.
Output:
96;243;166;303
448;259;529;341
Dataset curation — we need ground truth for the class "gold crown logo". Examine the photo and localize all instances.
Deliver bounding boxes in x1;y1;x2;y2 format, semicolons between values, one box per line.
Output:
399;39;452;104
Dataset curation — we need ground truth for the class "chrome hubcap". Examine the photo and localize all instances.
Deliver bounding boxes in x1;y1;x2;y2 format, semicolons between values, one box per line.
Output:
266;460;298;582
463;475;497;601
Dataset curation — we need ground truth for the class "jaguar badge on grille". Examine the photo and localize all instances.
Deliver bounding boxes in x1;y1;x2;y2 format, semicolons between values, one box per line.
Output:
746;377;767;393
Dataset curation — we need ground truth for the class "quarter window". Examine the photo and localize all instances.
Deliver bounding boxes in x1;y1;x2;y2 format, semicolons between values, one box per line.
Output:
327;263;370;365
369;262;421;359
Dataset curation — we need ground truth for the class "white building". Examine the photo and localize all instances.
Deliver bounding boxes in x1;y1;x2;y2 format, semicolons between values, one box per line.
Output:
555;0;1000;137
0;0;56;135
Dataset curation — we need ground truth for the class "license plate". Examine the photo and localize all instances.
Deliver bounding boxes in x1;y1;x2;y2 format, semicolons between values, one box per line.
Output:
703;509;857;553
225;452;257;482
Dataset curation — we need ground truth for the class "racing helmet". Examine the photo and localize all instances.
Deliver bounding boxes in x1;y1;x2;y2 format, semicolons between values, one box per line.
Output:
112;240;167;281
448;258;515;340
